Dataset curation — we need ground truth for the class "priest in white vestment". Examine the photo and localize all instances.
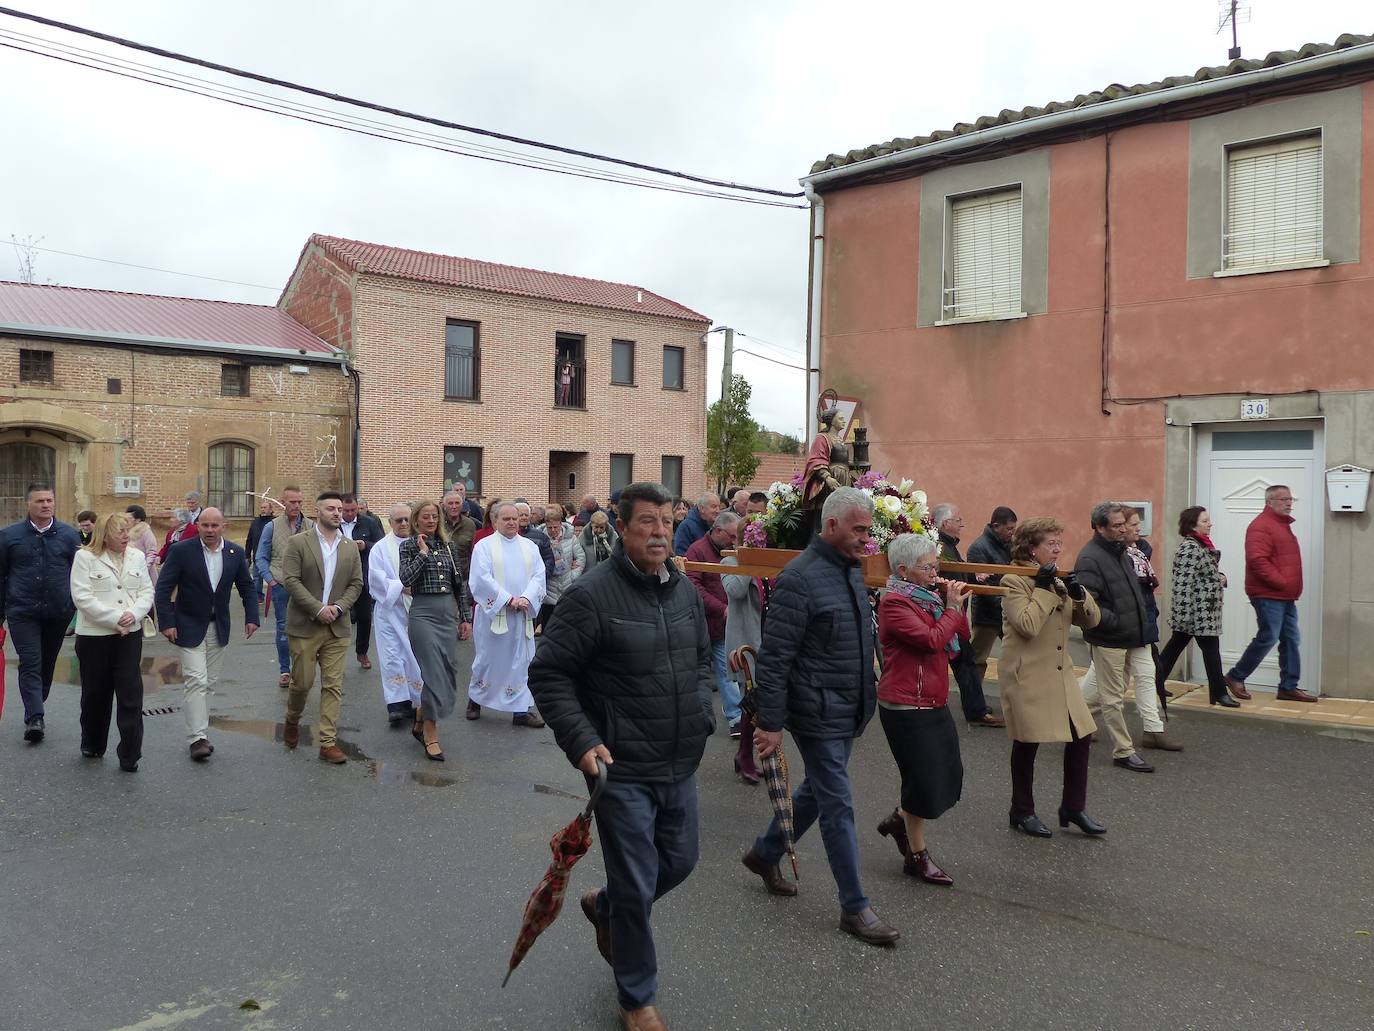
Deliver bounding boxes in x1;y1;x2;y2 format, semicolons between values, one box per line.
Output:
468;502;547;727
369;503;424;724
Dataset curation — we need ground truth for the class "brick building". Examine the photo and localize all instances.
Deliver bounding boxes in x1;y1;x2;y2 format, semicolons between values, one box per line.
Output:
801;34;1374;698
0;282;351;535
279;234;710;512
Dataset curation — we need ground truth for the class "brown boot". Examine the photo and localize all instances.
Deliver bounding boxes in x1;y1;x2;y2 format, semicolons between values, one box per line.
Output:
876;808;910;860
282;721;299;749
318;744;347;764
1143;730;1183;752
620;1004;669;1031
579;890;611;966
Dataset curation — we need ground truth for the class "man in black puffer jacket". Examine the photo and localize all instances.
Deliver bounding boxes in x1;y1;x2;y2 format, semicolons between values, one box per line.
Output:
965;506;1017;681
741;487;899;948
529;482;714;1031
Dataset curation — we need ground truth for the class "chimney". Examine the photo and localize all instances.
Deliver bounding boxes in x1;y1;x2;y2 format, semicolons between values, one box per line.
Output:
636;290;643;303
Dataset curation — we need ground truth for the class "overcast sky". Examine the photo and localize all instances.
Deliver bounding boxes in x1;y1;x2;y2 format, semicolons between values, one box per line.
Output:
2;0;1368;436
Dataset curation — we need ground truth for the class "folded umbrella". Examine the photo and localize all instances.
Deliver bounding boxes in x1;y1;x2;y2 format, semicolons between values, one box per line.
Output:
761;747;799;881
502;758;609;987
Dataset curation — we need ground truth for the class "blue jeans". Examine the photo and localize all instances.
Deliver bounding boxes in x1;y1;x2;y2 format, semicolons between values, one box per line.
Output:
591;775;699;1010
271;583;291;674
753;734;869;914
1229;598;1301;692
710;640;742;725
8;615;69;724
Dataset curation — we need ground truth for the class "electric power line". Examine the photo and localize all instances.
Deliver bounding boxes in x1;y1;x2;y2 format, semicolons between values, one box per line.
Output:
0;5;807;201
9;241;279;290
733;346;809;372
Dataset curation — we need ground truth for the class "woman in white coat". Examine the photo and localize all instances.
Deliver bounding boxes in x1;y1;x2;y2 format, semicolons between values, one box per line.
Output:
69;512;154;772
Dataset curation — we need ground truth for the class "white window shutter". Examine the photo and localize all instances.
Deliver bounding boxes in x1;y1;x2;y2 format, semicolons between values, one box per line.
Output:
1224;135;1323;269
945;189;1022;319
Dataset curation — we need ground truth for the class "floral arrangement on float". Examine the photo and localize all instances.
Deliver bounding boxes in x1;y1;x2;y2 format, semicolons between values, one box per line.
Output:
742;470;938;556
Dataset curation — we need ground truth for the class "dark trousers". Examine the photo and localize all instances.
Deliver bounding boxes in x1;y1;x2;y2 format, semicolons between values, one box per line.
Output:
75;633;144;764
951;636;991;722
352;588;373;657
1010;732;1090;819
9;614;70;724
754;734;868;914
592;774;699;1011
1157;631;1227;702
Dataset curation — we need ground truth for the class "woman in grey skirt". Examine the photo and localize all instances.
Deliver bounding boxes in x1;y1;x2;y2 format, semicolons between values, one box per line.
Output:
399;500;472;761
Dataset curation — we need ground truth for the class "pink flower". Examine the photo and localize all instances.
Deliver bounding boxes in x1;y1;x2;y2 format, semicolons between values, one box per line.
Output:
853;470;882;489
864;539;880;555
743;520;769;548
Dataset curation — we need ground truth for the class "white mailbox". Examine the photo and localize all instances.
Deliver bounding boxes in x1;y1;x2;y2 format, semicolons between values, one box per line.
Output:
1325;466;1371;513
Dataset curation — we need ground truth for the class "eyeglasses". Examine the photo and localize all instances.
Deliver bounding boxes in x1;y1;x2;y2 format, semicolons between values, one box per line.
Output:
913;563;940;572
391;517;409;524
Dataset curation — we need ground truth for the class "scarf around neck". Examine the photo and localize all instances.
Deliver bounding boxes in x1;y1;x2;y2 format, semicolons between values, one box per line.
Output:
885;575;960;655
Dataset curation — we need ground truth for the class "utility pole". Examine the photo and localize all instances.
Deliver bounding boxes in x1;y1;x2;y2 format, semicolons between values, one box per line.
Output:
720;325;734;402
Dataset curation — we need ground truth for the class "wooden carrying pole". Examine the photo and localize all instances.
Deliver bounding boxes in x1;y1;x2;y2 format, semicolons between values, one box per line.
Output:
679;548;1032;596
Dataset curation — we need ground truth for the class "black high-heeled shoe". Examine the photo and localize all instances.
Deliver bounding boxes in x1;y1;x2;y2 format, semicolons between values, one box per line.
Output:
1211;695;1241;708
1009;813;1053;838
1058;808;1107;835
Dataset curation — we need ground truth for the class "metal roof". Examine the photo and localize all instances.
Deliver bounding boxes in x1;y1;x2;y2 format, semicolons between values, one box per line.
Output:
0;281;341;362
809;32;1374;177
308;234;711;324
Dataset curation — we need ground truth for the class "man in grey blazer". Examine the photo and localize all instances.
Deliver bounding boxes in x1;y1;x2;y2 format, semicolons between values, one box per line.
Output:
281;492;363;763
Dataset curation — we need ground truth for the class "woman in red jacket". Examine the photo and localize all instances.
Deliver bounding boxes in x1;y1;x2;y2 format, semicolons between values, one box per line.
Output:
874;532;968;886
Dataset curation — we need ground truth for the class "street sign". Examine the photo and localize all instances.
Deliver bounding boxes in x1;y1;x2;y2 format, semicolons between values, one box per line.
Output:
1240;398;1270;420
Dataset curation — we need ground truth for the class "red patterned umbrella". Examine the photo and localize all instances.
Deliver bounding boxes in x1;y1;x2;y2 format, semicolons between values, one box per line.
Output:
502;758;608;986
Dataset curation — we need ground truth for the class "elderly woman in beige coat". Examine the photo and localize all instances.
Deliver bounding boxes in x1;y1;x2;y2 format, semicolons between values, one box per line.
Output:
1000;517;1106;839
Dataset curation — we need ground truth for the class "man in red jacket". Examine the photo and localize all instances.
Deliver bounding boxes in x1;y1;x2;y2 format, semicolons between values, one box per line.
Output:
1226;485;1315;702
684;511;742;735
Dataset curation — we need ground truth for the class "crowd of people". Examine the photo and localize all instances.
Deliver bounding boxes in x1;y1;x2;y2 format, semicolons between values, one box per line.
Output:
0;476;1311;1031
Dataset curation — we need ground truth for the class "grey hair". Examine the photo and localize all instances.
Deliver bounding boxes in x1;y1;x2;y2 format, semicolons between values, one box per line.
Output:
888;532;938;572
185;490;202;504
1265;484;1291;500
1090;501;1126;529
712;511;741;531
821;486;875;524
388;503;410;520
173;507;191;524
931;503;957;526
696;492;720;510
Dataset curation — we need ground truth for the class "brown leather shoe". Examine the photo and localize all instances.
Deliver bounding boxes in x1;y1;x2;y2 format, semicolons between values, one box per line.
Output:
741;848;797;897
283;721;299;749
1142;730;1184;751
1225;675;1252;700
357;654;372;670
969;712;1005;728
579;890;611;966
904;849;954;886
839;906;900;945
620;1004;669;1031
188;738;212;762
318;744;347;764
1276;688;1319;703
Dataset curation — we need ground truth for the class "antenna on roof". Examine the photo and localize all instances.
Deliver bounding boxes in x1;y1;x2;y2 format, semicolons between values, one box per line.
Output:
1216;0;1251;61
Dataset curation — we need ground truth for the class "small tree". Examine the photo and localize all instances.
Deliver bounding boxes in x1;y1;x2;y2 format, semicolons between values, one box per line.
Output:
705;374;761;495
775;433;802;456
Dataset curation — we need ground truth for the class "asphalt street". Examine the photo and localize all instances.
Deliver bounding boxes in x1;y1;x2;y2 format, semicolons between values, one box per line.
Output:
2;621;1372;1031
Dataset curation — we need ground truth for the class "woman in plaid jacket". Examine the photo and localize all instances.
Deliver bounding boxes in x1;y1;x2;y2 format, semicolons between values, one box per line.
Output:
1155;506;1238;708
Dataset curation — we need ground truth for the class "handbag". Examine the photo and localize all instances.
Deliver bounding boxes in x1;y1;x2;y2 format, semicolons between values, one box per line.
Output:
142;615;158;639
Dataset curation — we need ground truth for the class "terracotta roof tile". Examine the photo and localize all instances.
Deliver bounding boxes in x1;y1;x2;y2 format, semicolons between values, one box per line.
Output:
811;32;1374;174
311;234;710;323
0;281;337;357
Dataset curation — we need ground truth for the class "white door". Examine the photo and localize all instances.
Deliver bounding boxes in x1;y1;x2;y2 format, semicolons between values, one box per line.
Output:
1194;423;1323;693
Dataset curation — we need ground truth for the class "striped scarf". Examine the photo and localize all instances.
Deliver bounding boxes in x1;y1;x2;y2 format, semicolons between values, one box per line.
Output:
884;575;960;656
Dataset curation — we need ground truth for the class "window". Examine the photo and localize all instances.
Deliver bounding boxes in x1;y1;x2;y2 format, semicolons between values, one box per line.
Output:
444;446;482;496
943;187;1022;320
610;454;634;493
207;442;254;518
612;339;636;385
0;442;56;524
556;333;586;408
1224;135;1323;270
662;346;685;390
19;349;53;383
220;364;249;397
444;320;480;400
660;456;683;498
106;378;122;395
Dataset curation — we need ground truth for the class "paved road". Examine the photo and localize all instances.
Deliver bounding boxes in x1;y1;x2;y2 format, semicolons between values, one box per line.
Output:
2;624;1372;1031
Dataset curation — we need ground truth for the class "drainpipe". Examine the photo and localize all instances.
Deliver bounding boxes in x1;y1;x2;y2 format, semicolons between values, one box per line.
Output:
804;184;824;435
344;361;361;492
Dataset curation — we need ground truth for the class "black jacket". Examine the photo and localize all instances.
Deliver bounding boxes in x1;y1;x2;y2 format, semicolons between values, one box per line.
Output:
1075;533;1150;649
754;536;876;740
1134;538;1161;646
966;524;1012;628
529;543;715;783
244;514;273;567
520;526;556;580
0;518;81;622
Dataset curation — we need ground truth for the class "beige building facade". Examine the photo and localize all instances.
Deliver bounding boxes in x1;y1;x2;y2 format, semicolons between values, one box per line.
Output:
280;234;711;514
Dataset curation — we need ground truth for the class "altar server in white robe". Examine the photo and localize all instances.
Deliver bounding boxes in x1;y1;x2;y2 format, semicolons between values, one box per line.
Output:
369;503;424;726
467;501;547;727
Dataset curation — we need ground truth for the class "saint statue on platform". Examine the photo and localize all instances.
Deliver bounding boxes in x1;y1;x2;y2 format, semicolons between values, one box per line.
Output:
800;389;852;541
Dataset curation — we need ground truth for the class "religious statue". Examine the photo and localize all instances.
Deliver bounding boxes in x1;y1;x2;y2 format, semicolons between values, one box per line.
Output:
800;389;852;541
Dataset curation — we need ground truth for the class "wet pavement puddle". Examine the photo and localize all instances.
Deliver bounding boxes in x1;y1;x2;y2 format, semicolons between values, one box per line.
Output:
208;718;458;787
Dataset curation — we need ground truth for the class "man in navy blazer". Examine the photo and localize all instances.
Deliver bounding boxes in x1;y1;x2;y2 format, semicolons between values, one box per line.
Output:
154;507;260;762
